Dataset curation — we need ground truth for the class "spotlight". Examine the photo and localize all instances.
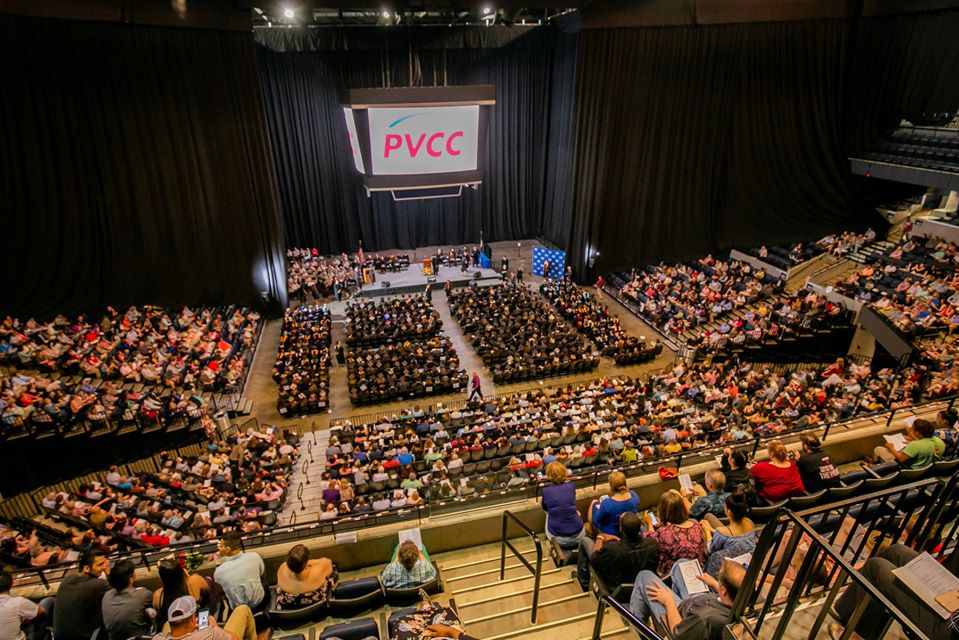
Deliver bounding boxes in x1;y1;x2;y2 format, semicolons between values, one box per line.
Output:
482;5;493;14
382;9;390;17
283;7;294;18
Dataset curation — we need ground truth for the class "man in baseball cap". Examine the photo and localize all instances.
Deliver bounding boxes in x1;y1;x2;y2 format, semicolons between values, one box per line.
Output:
152;595;256;640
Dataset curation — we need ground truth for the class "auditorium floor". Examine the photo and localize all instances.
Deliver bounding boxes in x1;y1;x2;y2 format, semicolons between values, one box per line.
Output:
241;240;678;435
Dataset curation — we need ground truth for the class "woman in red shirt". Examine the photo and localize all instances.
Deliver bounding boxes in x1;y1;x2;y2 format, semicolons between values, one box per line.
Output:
749;441;805;503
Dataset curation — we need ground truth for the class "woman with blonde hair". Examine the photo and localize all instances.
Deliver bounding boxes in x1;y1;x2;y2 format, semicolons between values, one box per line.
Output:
749;440;805;503
589;470;640;537
541;462;584;548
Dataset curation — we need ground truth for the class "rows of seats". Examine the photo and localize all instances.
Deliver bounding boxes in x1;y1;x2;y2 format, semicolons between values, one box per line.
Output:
614;254;779;337
344;296;441;347
835;235;959;336
0;426;298;570
320;351;926;520
1;371;213;441
538;279;662;365
274;306;331;417
0;305;261;393
685;291;854;355
449;283;598;383
862;127;959;173
743;229;877;271
286;248;362;301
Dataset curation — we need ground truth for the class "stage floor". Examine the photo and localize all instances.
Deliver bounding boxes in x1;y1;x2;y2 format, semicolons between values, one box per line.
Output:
356;264;503;297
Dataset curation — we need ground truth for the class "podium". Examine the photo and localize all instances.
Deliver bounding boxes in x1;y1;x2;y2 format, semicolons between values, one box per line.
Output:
421;258;434;275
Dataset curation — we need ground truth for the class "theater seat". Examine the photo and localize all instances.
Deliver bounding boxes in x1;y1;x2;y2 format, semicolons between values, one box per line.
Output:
327;576;384;615
266;586;328;629
384;562;443;605
318;617;379;640
549;537;578;567
865;462;901;478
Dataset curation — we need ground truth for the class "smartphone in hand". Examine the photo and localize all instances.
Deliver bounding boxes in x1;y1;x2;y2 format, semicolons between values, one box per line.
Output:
198;609;210;630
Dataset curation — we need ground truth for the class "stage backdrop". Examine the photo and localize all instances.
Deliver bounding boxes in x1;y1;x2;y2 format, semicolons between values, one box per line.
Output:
0;16;287;317
255;24;579;255
545;18;879;278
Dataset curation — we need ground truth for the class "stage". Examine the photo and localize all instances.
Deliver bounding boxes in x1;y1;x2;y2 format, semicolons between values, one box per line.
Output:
356;263;504;298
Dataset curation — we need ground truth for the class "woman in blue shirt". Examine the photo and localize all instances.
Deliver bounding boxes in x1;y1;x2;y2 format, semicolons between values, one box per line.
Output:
590;471;640;537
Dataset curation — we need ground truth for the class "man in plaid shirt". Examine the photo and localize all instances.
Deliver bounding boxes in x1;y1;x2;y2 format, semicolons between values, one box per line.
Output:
381;540;437;589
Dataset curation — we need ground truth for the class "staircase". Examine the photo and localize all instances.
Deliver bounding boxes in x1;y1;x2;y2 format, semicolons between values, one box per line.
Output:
440;537;632;640
279;428;329;522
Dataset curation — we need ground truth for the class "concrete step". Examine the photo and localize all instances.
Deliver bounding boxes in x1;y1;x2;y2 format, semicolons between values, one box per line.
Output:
464;589;595;640
455;579;584;619
450;567;569;602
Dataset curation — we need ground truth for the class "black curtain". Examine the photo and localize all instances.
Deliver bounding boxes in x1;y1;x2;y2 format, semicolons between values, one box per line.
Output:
0;16;287;318
256;25;578;253
845;9;959;153
548;19;877;278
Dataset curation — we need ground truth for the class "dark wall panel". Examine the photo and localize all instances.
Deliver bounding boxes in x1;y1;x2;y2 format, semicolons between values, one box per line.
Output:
0;16;286;317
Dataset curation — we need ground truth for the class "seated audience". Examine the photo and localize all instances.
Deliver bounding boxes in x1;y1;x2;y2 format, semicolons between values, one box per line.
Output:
575;512;659;593
274;306;331;416
749;441;804;503
102;559;154;640
53;551;111;640
539;279;661;365
345;296;440;346
381;540;437;589
629;558;746;640
619;255;776;336
682;470;729;520
541;462;585;549
275;544;336;608
213;532;265;611
701;492;756;577
643;490;706;576
346;334;467;406
874;417;945;469
153;594;255;640
449;284;597;383
795;433;840;492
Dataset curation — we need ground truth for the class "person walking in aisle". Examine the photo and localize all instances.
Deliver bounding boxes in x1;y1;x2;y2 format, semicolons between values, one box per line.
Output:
467;371;483;403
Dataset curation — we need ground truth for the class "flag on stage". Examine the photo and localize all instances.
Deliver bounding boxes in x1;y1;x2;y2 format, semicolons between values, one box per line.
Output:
357;243;365;265
532;246;566;279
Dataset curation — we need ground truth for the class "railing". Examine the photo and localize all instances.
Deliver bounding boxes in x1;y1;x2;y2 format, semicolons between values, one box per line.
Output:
742;512;934;640
7;503;427;590
592;596;663;640
500;510;544;624
731;477;955;639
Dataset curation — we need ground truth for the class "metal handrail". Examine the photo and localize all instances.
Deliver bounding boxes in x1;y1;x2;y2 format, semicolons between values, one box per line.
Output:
775;512;932;640
592;595;663;640
500;510;544;624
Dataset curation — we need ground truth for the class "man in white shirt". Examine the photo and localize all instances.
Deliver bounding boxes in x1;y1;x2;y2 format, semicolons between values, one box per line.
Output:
0;570;51;640
213;533;264;611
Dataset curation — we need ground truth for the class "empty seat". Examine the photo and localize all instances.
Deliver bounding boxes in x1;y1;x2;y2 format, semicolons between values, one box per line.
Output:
327;576;384;615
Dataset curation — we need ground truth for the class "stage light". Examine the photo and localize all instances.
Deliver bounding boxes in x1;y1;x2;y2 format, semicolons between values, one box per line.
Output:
482;5;493;14
283;7;295;18
382;9;390;18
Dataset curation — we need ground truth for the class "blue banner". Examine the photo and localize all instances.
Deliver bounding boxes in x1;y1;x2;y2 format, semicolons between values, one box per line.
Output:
532;246;566;279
